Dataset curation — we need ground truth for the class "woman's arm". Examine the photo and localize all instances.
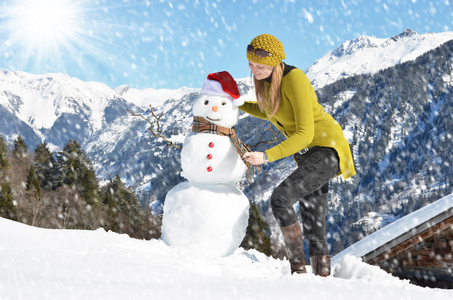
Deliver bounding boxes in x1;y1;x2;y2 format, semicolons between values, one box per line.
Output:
239;101;268;120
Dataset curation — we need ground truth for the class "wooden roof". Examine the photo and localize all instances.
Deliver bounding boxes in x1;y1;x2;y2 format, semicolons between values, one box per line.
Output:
363;207;453;264
332;194;453;289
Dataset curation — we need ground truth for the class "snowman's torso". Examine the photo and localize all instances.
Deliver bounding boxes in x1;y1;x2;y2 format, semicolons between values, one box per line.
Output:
181;132;247;185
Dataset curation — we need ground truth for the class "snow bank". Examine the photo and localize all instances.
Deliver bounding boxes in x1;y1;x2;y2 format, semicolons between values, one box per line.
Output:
1;217;452;300
334;255;408;287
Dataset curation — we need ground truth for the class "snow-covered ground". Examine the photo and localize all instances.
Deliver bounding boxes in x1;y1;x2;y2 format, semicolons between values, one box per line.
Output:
1;217;452;300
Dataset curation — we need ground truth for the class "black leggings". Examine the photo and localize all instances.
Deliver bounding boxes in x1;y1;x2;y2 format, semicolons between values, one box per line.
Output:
270;147;340;255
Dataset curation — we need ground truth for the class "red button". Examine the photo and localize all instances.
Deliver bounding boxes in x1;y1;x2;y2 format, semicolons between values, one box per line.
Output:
207;154;213;159
208;142;214;148
207;166;213;172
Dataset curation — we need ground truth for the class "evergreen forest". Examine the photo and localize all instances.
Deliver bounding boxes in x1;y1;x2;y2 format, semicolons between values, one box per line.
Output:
0;135;161;240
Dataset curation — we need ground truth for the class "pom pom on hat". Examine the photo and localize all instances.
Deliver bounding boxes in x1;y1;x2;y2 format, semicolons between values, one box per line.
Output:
201;71;244;106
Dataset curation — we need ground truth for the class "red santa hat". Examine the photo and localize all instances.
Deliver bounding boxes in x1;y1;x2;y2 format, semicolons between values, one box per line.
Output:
201;71;244;106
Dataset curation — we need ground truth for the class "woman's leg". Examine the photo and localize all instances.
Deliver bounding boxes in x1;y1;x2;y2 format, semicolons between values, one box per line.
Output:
270;147;339;274
300;184;332;276
299;183;329;257
270;147;339;227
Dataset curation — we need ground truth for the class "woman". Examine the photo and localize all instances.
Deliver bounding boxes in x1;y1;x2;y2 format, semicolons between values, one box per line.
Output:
241;34;356;276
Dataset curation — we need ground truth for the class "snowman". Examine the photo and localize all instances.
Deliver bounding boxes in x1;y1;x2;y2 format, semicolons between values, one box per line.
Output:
161;71;251;257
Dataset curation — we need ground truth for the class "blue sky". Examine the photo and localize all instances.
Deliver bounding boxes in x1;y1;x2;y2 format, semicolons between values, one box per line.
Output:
0;0;452;90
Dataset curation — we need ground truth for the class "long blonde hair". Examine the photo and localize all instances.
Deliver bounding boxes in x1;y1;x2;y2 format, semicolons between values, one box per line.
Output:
253;62;284;118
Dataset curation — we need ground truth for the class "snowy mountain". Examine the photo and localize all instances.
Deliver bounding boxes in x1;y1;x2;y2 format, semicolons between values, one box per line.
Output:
305;29;453;89
1;216;452;299
1;29;453;255
0;69;141;150
115;84;198;109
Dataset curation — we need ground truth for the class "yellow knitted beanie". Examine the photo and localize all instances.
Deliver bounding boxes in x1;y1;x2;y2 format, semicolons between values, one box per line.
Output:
246;34;285;67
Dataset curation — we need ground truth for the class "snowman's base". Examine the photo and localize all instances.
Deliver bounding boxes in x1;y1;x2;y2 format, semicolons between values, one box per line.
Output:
161;181;250;257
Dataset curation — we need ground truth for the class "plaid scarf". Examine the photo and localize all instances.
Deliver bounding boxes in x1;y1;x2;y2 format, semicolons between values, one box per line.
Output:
192;116;259;176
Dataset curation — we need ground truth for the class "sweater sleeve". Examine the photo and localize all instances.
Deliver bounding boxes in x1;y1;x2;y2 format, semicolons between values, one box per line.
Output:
265;70;315;162
239;101;268;120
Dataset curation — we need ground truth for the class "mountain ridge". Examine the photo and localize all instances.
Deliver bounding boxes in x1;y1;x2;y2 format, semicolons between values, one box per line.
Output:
305;29;453;89
0;69;141;149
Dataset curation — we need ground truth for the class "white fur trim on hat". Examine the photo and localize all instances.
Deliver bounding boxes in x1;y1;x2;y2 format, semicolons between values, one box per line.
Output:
201;79;230;98
201;79;244;106
233;98;244;106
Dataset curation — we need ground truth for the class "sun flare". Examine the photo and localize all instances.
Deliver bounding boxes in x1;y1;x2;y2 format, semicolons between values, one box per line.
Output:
0;0;108;79
0;0;143;86
7;0;79;50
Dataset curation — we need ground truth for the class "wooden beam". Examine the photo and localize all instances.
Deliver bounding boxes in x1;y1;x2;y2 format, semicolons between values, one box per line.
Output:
364;213;453;265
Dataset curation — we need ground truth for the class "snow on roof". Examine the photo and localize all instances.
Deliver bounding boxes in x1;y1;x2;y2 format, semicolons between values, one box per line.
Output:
332;193;453;267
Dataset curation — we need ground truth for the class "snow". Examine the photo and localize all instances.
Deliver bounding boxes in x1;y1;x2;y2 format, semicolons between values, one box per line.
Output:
1;217;452;300
353;211;383;232
332;193;453;265
116;85;197;109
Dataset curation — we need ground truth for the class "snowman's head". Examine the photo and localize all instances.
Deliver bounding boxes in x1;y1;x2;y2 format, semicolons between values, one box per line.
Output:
193;94;239;128
195;71;243;128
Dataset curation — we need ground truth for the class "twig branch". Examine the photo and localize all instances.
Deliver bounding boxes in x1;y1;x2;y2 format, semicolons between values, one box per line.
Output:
129;105;281;151
249;125;284;149
128;105;183;150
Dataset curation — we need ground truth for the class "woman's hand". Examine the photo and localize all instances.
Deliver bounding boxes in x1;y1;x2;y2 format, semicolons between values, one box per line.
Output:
242;152;265;165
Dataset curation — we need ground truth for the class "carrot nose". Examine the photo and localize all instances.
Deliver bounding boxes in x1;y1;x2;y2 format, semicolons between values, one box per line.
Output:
212;106;218;112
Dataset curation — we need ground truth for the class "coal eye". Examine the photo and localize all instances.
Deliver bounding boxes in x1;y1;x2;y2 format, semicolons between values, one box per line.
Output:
204;100;209;105
222;101;227;106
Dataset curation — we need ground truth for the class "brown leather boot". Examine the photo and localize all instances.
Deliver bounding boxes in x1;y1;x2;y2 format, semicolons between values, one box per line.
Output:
310;255;331;277
280;223;307;274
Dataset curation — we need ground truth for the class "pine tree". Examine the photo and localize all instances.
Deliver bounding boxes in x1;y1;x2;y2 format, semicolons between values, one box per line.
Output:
101;175;140;234
57;139;100;206
12;135;28;158
0;182;16;220
0;135;9;171
34;143;58;191
0;135;16;220
240;202;272;256
112;175;140;219
26;165;42;199
26;165;43;226
102;181;119;232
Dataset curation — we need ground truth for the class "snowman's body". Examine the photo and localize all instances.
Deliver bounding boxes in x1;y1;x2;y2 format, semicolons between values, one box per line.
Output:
161;182;249;257
161;88;250;257
181;132;247;185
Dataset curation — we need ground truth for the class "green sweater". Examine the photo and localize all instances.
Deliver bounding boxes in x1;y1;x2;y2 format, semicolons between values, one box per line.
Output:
239;67;356;179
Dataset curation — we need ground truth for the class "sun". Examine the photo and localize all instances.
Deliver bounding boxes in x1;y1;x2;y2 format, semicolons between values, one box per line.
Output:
5;0;80;51
0;0;108;79
0;0;144;86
